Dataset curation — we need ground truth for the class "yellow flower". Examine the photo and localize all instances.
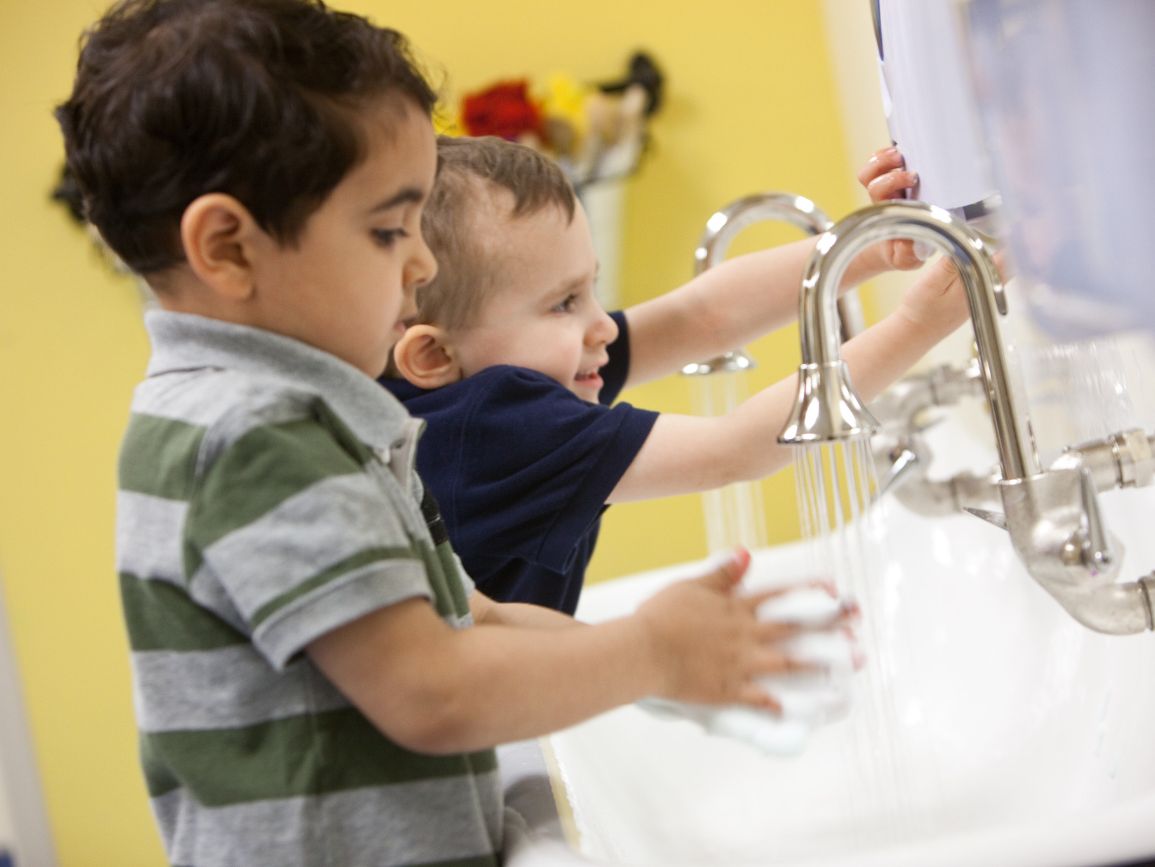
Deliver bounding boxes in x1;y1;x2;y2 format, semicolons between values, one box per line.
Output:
432;104;463;137
537;73;592;140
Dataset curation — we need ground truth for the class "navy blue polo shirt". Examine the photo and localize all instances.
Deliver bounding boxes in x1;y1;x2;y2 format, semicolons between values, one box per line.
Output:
381;311;658;614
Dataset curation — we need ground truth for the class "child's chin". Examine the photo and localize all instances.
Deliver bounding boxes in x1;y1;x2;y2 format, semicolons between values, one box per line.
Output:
572;379;603;402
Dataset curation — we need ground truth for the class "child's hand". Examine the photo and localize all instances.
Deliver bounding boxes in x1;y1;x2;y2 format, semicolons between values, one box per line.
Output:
635;552;859;712
896;249;1010;337
859;146;924;271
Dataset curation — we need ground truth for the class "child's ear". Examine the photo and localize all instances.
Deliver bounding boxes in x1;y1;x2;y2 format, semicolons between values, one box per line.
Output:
179;193;261;301
392;324;462;388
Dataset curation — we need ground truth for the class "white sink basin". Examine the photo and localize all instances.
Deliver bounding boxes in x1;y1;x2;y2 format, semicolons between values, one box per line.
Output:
540;487;1155;867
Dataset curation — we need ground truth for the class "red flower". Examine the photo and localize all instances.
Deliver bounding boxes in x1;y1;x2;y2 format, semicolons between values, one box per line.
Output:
461;80;543;141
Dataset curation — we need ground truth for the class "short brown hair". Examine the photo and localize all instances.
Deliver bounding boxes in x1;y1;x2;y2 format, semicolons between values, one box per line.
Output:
56;0;438;275
416;135;577;330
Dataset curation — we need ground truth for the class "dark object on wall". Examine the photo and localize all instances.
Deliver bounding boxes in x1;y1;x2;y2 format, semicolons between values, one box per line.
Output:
598;51;664;117
50;161;137;278
51;163;86;224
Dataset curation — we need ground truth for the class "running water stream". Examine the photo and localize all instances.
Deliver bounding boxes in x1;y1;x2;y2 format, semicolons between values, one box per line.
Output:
694;372;768;553
793;439;935;847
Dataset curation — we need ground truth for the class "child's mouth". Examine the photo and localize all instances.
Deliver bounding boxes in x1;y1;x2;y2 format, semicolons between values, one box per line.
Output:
575;368;603;388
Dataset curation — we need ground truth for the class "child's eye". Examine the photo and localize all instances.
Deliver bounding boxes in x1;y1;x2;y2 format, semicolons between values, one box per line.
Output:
371;228;407;247
551;294;578;314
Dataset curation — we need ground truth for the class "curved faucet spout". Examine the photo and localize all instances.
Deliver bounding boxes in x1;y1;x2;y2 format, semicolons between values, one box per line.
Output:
684;192;840;379
694;193;833;275
778;200;1038;483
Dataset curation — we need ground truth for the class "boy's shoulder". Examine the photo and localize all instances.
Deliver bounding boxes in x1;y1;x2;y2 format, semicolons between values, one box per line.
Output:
136;364;321;421
132;366;335;452
133;350;414;500
122;366;364;501
137;310;412;468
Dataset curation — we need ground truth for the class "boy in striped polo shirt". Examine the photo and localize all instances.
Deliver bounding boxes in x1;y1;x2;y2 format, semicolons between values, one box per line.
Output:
57;1;855;864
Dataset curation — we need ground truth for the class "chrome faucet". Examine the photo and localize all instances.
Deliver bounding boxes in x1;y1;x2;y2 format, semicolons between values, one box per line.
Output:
778;199;1155;635
682;192;862;378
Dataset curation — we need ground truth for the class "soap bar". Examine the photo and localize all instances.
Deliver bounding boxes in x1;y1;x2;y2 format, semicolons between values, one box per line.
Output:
706;707;812;756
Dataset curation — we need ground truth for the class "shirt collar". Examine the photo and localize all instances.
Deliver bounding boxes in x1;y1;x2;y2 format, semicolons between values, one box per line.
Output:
144;310;414;451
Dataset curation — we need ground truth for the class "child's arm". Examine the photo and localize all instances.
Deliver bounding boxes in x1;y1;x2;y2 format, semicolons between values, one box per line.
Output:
621;149;922;389
606;255;974;503
308;551;835;754
468;590;581;630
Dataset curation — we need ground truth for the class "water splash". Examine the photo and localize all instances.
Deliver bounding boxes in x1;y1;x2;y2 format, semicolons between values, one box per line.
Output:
1013;331;1155;464
694;372;768;553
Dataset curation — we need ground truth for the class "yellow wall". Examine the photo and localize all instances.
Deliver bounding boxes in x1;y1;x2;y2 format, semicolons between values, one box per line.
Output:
0;1;871;863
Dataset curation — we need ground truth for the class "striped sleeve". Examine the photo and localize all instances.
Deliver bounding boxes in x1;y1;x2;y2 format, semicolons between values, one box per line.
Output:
185;401;433;669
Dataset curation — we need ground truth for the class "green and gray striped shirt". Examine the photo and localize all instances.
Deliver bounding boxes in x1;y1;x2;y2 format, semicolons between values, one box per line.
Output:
116;311;501;867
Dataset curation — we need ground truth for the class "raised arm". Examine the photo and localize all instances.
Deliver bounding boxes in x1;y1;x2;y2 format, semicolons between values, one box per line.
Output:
623;237;804;387
621;148;924;390
607;255;970;503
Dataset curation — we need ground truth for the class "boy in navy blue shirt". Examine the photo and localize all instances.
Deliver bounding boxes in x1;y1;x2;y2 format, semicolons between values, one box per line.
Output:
384;136;955;614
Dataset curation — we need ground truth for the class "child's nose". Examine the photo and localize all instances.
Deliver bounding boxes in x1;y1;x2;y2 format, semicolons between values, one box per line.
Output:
406;233;438;291
586;308;619;345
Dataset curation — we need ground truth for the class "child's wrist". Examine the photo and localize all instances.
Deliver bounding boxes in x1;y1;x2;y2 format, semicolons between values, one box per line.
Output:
630;608;671;698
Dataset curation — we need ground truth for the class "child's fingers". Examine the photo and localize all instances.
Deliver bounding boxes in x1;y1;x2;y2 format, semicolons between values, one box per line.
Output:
739;577;836;611
991;249;1013;282
754;620;807;643
750;645;822;677
867;169;919;203
753;606;858;644
697;547;751;592
742;579;860;623
890;239;927;271
857;145;904;187
734;682;783;715
836;597;861;621
754;620;832;645
752;627;865;681
740;587;795;613
744;579;860;642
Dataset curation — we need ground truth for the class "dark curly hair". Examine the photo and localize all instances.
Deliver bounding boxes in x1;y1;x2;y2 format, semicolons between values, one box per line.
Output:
56;0;438;275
